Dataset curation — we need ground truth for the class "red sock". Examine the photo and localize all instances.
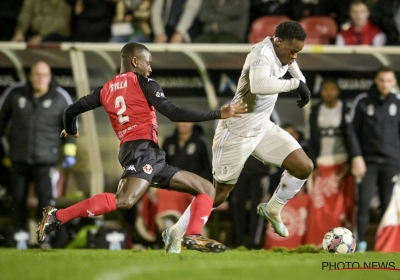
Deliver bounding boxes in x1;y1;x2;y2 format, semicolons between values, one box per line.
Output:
186;194;213;235
56;193;116;224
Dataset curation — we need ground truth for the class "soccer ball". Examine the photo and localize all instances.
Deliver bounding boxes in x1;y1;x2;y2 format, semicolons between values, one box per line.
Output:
322;227;356;254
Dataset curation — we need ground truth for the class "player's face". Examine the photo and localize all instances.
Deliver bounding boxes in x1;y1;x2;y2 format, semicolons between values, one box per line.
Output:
132;51;152;77
375;71;397;97
29;62;52;94
321;81;340;104
274;37;304;66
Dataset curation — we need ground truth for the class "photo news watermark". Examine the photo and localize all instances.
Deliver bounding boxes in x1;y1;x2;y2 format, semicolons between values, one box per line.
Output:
322;261;400;271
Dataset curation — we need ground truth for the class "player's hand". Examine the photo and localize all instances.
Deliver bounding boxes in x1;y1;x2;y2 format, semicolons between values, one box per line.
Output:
351;156;366;183
220;100;247;119
295;80;311;108
60;129;79;138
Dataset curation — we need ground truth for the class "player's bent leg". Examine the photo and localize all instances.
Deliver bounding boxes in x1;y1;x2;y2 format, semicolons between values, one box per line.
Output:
281;148;313;180
37;177;149;243
114;177;150;209
168;170;215;197
258;149;313;238
166;171;226;253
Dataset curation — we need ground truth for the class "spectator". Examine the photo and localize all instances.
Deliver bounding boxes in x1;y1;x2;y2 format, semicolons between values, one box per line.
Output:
0;0;23;41
151;0;202;43
370;0;400;45
317;0;350;29
348;66;400;252
336;0;386;46
110;0;152;43
64;0;116;42
249;0;290;26
289;0;329;21
0;61;77;249
11;0;72;44
194;0;250;43
304;77;356;247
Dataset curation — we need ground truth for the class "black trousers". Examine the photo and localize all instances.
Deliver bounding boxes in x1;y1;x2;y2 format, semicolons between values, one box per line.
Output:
357;163;399;242
11;163;56;231
229;157;269;248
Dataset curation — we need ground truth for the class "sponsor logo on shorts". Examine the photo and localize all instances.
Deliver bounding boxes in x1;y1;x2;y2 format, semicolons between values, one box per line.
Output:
127;165;136;172
143;164;153;174
222;166;229;175
123;165;136;172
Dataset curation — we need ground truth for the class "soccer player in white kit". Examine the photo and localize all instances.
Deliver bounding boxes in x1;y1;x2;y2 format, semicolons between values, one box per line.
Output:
162;21;314;253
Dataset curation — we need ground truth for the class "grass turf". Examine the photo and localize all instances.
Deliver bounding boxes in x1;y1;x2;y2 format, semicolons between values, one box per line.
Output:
1;246;400;280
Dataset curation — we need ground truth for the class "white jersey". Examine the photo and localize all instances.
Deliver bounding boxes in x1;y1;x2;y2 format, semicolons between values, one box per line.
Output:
220;37;305;137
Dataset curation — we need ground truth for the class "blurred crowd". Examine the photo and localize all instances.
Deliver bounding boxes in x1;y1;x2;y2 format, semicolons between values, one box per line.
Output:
0;0;400;45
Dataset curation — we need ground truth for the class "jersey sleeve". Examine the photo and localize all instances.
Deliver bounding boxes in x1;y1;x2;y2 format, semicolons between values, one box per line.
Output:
287;61;306;83
249;54;300;95
64;87;102;135
139;77;221;122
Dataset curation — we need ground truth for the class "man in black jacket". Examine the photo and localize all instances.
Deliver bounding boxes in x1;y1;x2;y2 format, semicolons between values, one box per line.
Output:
348;66;400;252
0;61;76;248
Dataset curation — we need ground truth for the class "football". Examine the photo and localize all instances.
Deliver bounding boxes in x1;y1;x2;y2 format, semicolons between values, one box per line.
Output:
322;227;356;254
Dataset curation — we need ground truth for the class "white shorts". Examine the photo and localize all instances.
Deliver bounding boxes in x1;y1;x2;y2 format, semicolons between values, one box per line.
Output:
212;123;301;184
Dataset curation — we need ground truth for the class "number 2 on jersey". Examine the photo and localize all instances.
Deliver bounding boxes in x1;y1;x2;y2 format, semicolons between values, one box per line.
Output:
115;96;129;124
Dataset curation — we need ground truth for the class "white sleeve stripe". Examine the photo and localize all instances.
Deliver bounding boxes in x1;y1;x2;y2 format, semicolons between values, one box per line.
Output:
0;82;25;110
56;86;73;105
348;93;368;122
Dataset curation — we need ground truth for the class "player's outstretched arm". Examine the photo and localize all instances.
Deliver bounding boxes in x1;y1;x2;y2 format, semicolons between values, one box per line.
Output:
142;78;246;122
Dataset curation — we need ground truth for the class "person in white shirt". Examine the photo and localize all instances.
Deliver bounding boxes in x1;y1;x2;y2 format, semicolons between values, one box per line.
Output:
162;21;313;253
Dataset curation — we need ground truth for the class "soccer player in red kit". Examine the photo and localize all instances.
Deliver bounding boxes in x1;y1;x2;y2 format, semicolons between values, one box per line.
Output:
36;42;247;253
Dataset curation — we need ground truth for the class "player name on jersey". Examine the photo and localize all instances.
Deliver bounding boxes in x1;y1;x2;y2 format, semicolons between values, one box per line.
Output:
110;80;127;92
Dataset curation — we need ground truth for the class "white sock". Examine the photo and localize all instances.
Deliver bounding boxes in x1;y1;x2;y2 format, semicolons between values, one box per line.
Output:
169;201;192;239
170;202;216;239
268;171;306;216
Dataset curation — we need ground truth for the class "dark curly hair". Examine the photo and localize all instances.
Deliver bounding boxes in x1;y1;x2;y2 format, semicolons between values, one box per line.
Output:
121;42;150;59
275;21;306;41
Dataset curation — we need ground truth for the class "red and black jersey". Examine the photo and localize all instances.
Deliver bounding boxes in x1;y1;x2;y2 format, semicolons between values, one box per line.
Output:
64;72;220;145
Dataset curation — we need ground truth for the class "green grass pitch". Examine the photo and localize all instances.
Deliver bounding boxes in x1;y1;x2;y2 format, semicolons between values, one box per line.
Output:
1;247;400;280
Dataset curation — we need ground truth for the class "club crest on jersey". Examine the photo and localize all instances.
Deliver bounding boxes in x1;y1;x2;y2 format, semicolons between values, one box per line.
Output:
18;97;26;108
367;104;374;116
186;143;196;155
389;103;397;116
43;99;52;108
143;164;153;174
110;80;127;92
